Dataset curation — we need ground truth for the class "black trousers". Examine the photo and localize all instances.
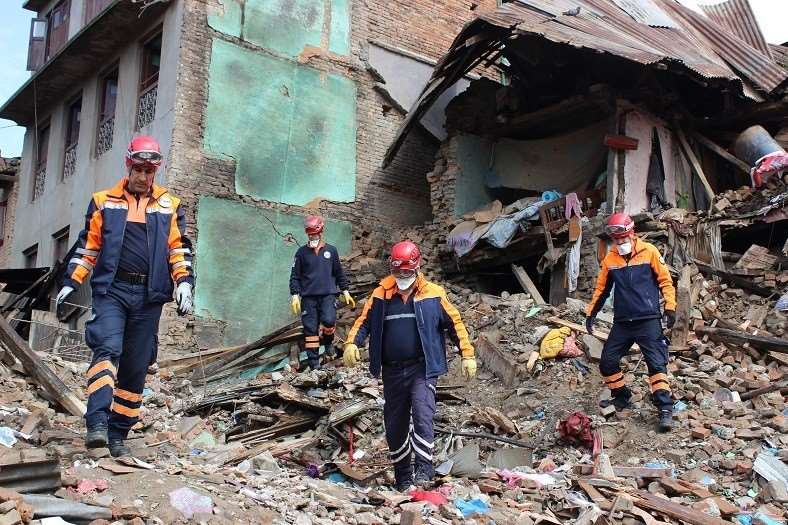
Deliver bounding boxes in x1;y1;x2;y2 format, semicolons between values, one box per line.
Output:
599;318;672;410
300;295;337;368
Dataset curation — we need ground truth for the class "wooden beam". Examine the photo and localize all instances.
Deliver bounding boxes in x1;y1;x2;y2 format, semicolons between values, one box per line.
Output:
694;326;788;354
511;264;546;305
676;128;715;207
0;315;85;417
632;490;735;525
0;174;18;183
692;132;751;174
671;264;694;348
740;379;788;401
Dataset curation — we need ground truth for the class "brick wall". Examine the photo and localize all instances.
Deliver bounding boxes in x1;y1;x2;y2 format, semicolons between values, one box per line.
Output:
157;0;500;350
0;158;21;269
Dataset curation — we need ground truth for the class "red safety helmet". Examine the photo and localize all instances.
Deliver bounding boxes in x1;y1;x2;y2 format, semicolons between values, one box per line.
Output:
390;241;421;272
605;213;635;239
304;215;324;236
125;136;163;168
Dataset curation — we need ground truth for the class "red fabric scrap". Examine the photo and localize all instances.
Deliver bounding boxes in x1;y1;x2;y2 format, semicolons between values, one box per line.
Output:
558;411;594;449
410;490;449;506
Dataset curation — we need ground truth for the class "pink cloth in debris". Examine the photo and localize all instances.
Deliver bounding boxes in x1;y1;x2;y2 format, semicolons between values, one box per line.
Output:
559;334;583;358
564;192;582;219
752;152;788;187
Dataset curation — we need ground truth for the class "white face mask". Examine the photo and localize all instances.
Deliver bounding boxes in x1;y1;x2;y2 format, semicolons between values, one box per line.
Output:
616;241;632;255
395;276;417;291
308;239;320;248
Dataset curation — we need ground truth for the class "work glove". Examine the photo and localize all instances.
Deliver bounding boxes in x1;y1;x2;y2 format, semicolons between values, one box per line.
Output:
342;290;356;309
343;343;360;368
291;295;301;316
585;316;595;336
176;282;193;316
55;286;74;307
663;309;676;330
461;357;477;380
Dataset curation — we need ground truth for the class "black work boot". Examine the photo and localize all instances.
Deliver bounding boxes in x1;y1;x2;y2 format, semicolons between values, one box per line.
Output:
658;408;674;432
414;467;433;488
85;426;108;449
108;439;131;457
395;478;414;493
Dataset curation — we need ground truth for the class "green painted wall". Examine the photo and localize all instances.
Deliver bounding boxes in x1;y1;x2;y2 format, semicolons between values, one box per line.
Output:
454;134;496;216
207;0;351;58
207;0;242;38
194;197;352;345
203;39;357;206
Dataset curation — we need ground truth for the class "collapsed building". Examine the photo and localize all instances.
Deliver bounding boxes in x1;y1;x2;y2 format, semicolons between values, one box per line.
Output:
383;0;788;310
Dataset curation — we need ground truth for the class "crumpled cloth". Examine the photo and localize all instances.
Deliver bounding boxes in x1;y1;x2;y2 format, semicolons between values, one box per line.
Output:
560;333;583;358
752;151;788;187
564;192;582;219
540;327;571;359
558;411;594;449
567;219;582;292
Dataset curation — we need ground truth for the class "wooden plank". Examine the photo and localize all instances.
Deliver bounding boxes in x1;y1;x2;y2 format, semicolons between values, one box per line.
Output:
694;326;788;354
676;128;714;208
692;132;751;173
549;260;567;306
0;315;85;417
511;264;546;305
574;465;672;478
632;490;735;525
671;264;693;348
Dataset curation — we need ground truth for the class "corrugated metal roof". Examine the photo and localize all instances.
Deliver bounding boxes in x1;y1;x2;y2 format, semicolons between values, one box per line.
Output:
699;0;772;60
383;0;788;167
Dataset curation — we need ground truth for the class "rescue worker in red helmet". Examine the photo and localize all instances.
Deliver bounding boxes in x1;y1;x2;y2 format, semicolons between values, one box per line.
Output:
344;241;476;490
55;136;194;457
289;215;354;370
586;213;676;432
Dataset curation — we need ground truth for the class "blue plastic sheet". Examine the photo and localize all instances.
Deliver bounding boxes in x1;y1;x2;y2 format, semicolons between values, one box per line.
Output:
454;497;490;517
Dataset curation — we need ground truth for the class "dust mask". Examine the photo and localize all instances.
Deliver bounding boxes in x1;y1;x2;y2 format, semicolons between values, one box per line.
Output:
395;276;416;291
616;241;632;255
308;239;320;248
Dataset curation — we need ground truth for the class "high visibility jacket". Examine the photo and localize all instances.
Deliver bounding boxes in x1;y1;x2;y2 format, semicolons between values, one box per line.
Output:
289;242;349;296
348;274;474;379
587;236;675;322
64;178;194;303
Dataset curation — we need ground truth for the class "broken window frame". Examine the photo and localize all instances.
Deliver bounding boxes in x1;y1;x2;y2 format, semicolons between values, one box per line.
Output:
23;244;39;269
137;30;162;130
96;66;118;157
63;94;82;180
52;226;70;265
45;0;70;62
26;17;47;71
34;122;50;201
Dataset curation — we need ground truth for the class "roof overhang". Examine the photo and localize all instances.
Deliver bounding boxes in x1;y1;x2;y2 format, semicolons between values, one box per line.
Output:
22;0;48;13
1;0;169;126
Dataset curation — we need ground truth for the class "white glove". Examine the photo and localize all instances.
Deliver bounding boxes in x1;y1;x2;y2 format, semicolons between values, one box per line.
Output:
176;282;193;316
56;286;74;307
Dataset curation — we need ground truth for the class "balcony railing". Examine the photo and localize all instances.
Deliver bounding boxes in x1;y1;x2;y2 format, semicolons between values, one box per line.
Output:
137;84;157;129
96;116;114;157
63;143;77;179
33;166;46;200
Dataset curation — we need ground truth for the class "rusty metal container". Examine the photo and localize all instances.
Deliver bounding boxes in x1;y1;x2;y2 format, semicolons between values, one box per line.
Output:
733;125;786;167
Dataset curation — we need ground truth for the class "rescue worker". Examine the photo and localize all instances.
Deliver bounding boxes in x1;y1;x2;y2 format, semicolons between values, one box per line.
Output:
55;136;194;457
585;213;676;432
289;215;355;370
343;241;477;490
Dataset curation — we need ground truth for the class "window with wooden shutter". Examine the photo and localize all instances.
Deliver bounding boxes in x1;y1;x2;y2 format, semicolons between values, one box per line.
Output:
84;0;112;24
27;18;47;71
63;96;81;180
96;68;118;157
137;32;161;129
46;0;70;61
34;124;50;201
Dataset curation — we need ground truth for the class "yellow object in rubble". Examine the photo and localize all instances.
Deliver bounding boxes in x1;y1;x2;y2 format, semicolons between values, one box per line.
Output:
540;327;571;359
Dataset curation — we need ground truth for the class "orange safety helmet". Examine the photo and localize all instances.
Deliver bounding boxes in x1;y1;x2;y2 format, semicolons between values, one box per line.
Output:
605;213;635;239
304;215;325;236
390;241;421;272
125;136;162;168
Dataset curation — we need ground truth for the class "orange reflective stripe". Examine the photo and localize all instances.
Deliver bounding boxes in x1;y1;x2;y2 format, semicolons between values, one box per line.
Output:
111;402;140;418
607;379;626;389
304;335;320;341
87;361;116;379
305;343;320;349
87;375;114;394
651;381;670;393
649;373;668;383
604;371;623;383
114;389;143;403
